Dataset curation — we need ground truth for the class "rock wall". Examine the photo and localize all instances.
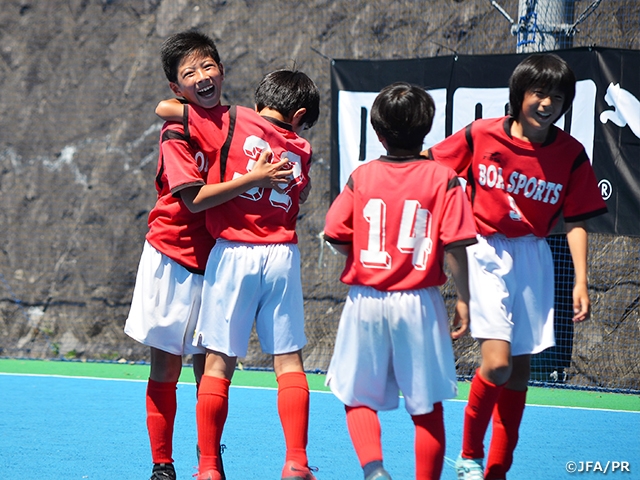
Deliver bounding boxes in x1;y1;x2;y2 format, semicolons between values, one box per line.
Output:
0;0;637;390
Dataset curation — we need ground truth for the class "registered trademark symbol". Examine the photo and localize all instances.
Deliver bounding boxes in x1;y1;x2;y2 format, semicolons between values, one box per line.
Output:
598;179;612;200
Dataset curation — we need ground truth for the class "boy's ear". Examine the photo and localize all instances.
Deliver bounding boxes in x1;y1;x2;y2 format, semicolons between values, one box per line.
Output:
168;81;183;98
290;107;307;129
376;132;389;150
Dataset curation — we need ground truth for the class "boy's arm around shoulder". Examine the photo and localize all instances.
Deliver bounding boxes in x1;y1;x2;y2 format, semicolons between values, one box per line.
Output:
156;98;185;122
179;149;293;213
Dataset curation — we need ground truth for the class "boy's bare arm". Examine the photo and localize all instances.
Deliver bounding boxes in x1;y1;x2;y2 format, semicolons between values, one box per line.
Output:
180;150;292;213
565;221;590;322
445;245;471;339
156;98;184;122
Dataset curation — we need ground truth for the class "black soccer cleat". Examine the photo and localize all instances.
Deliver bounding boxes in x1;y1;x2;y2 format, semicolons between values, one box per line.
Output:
150;462;176;480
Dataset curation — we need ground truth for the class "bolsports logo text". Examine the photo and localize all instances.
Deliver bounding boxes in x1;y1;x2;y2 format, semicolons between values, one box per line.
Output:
477;163;563;204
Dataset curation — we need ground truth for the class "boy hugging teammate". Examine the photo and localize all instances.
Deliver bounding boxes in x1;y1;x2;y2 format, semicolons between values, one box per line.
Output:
156;64;320;479
126;31;310;480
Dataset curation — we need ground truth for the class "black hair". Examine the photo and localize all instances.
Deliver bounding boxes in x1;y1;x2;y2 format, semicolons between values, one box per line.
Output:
370;82;435;150
160;31;221;83
509;53;576;120
254;70;320;129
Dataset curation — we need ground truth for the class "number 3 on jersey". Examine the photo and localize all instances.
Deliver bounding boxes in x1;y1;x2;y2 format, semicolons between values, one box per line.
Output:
235;135;303;212
361;199;433;271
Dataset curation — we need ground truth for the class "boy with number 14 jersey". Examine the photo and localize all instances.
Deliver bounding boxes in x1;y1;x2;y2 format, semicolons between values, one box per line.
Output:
324;83;477;480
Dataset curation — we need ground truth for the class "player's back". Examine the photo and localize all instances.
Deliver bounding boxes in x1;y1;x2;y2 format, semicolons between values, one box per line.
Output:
186;105;312;244
326;155;476;291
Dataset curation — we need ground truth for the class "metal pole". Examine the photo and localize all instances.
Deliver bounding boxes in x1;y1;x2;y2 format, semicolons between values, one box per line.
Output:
515;0;575;53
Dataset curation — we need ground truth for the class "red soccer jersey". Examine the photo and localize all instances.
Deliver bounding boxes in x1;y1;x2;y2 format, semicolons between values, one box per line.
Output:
428;117;608;238
324;156;478;291
186;104;312;244
145;112;227;273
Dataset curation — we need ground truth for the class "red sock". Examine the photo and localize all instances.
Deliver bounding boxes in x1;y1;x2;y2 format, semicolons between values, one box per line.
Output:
462;369;504;459
485;388;527;479
146;379;177;464
277;371;310;466
197;375;230;473
345;405;383;467
412;403;445;480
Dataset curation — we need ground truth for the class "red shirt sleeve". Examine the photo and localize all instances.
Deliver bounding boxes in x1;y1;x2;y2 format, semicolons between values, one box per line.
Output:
428;124;474;178
324;177;355;245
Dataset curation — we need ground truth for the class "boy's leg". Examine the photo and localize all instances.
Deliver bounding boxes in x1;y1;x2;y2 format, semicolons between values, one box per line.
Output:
147;348;183;467
412;402;445;480
274;351;313;477
345;405;387;478
197;351;236;477
485;355;529;480
193;353;206;385
462;339;511;459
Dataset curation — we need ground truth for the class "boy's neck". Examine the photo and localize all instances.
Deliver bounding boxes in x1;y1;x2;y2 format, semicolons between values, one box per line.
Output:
385;147;422;157
510;117;552;144
258;107;290;126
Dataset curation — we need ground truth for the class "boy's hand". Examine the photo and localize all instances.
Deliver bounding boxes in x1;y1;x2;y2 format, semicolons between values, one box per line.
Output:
251;150;294;192
451;299;470;339
572;282;590;322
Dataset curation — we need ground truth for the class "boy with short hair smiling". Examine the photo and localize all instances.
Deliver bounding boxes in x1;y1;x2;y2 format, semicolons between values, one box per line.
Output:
125;31;291;480
424;53;608;479
157;68;320;480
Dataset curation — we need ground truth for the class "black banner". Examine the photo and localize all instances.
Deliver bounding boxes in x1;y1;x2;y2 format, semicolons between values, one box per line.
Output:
330;47;640;236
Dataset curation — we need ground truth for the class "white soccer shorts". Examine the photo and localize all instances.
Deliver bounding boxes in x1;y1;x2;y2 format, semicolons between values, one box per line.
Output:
124;241;206;356
194;240;307;357
467;234;555;356
326;286;458;416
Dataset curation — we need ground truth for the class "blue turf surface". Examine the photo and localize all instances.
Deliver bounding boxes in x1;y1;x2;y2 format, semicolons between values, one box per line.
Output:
1;373;638;479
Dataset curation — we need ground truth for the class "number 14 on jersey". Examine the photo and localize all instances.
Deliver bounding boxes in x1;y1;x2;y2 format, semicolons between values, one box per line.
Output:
361;199;433;271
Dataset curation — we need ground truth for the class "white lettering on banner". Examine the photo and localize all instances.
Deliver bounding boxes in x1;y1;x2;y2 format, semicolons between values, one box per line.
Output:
451;87;510;133
600;82;640;139
337;89;447;190
337;80;598;192
452;80;597;162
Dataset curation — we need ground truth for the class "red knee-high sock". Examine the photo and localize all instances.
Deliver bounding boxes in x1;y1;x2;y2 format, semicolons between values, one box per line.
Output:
146;379;178;464
277;371;310;466
462;369;504;459
197;375;230;473
345;405;383;467
412;402;445;480
485;388;527;479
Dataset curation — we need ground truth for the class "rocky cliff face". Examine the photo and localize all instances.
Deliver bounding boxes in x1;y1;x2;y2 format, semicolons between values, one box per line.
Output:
0;1;637;391
0;0;507;362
